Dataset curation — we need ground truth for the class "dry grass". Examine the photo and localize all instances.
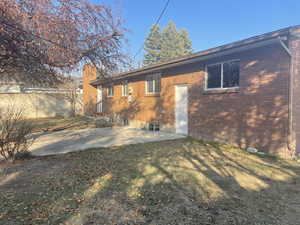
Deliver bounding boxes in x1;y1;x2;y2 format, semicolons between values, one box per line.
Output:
0;138;300;225
27;116;111;133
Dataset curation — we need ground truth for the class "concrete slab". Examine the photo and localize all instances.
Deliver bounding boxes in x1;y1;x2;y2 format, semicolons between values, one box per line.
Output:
29;127;185;156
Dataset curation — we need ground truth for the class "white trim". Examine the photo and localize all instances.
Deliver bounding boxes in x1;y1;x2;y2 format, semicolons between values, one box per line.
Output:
145;73;161;94
279;38;292;57
204;87;239;91
220;63;224;88
205;59;240;90
145;79;148;94
97;86;103;113
175;85;188;135
145;79;158;94
121;81;128;96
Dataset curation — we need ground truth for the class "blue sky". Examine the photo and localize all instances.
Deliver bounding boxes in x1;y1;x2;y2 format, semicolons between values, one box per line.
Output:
101;0;300;63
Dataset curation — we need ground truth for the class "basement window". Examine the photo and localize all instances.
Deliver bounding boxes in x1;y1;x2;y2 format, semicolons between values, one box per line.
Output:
206;60;239;89
149;122;160;131
123;119;129;126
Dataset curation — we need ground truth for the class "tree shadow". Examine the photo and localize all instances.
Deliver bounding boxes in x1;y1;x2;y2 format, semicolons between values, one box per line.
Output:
1;139;300;225
187;44;293;157
2;43;299;224
99;44;294;158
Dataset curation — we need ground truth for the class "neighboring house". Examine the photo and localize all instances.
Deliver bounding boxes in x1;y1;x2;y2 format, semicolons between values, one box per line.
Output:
83;25;300;158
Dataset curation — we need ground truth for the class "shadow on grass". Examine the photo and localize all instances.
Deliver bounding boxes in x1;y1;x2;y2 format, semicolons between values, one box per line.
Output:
1;139;300;225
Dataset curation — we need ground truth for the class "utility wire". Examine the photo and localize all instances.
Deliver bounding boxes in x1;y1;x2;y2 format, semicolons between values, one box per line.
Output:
133;0;171;60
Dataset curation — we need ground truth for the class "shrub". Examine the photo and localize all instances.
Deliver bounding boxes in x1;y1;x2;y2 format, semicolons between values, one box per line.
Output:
0;106;33;161
95;119;112;128
14;150;33;160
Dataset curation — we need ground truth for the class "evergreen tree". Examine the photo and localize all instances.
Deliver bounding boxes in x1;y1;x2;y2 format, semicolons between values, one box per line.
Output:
160;21;180;62
143;25;162;66
178;29;193;55
143;21;193;66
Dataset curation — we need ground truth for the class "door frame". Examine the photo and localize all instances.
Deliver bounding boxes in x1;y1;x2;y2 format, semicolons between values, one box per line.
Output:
97;86;103;113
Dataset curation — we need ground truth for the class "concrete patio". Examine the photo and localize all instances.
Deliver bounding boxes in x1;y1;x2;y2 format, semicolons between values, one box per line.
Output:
29;127;185;156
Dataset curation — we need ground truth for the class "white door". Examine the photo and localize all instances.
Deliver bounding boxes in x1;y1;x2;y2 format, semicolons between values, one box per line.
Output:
175;85;188;135
97;86;102;113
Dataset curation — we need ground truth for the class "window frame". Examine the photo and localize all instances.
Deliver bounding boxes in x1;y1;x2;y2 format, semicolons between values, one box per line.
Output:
205;59;240;90
107;85;114;97
121;81;129;97
145;73;161;95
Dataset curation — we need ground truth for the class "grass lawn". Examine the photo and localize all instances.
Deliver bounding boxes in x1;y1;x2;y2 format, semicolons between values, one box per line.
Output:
0;138;300;225
27;116;111;133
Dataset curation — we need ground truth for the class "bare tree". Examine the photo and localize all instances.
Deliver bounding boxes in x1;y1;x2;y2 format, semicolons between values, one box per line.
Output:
58;76;83;117
0;0;127;86
0;105;33;161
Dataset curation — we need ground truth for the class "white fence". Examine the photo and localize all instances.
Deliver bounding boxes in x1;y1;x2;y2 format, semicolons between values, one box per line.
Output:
0;89;83;119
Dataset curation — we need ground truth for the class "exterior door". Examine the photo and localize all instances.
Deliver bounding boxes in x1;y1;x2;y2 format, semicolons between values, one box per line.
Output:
175;85;188;135
97;86;102;113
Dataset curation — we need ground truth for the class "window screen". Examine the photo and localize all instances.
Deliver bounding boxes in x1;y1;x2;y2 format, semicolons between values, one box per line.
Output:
223;61;239;88
206;60;239;89
108;86;114;96
154;75;161;92
207;64;222;89
146;74;161;94
147;79;154;93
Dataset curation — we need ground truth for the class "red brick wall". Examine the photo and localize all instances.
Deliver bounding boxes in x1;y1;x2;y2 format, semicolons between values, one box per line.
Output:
101;66;201;129
85;43;291;156
188;44;290;157
290;28;300;156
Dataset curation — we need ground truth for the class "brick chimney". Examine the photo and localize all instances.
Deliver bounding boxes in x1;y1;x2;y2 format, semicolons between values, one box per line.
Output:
83;64;97;115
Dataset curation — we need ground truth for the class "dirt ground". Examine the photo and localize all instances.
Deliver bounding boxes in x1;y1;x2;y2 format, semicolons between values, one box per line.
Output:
1;138;300;225
27;116;111;133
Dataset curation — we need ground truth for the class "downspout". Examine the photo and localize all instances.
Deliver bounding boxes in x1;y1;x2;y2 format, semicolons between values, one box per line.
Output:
279;38;292;56
278;36;294;157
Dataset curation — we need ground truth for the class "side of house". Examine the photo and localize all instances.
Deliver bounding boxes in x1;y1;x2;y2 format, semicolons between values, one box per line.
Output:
290;26;300;157
83;25;300;157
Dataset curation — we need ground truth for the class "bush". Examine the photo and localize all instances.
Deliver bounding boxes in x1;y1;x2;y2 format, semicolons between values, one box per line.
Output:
0;106;34;161
95;119;112;128
14;150;33;160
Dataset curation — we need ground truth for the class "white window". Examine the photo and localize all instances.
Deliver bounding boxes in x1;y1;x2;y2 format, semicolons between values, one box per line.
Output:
206;60;240;90
107;86;114;97
122;81;129;96
146;74;161;94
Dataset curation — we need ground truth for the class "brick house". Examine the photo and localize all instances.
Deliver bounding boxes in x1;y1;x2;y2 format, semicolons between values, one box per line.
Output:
83;25;300;158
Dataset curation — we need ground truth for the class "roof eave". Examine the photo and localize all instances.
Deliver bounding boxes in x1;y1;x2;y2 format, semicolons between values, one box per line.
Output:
90;37;284;86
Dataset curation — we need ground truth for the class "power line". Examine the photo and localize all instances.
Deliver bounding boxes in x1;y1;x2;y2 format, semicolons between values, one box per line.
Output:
133;0;171;60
